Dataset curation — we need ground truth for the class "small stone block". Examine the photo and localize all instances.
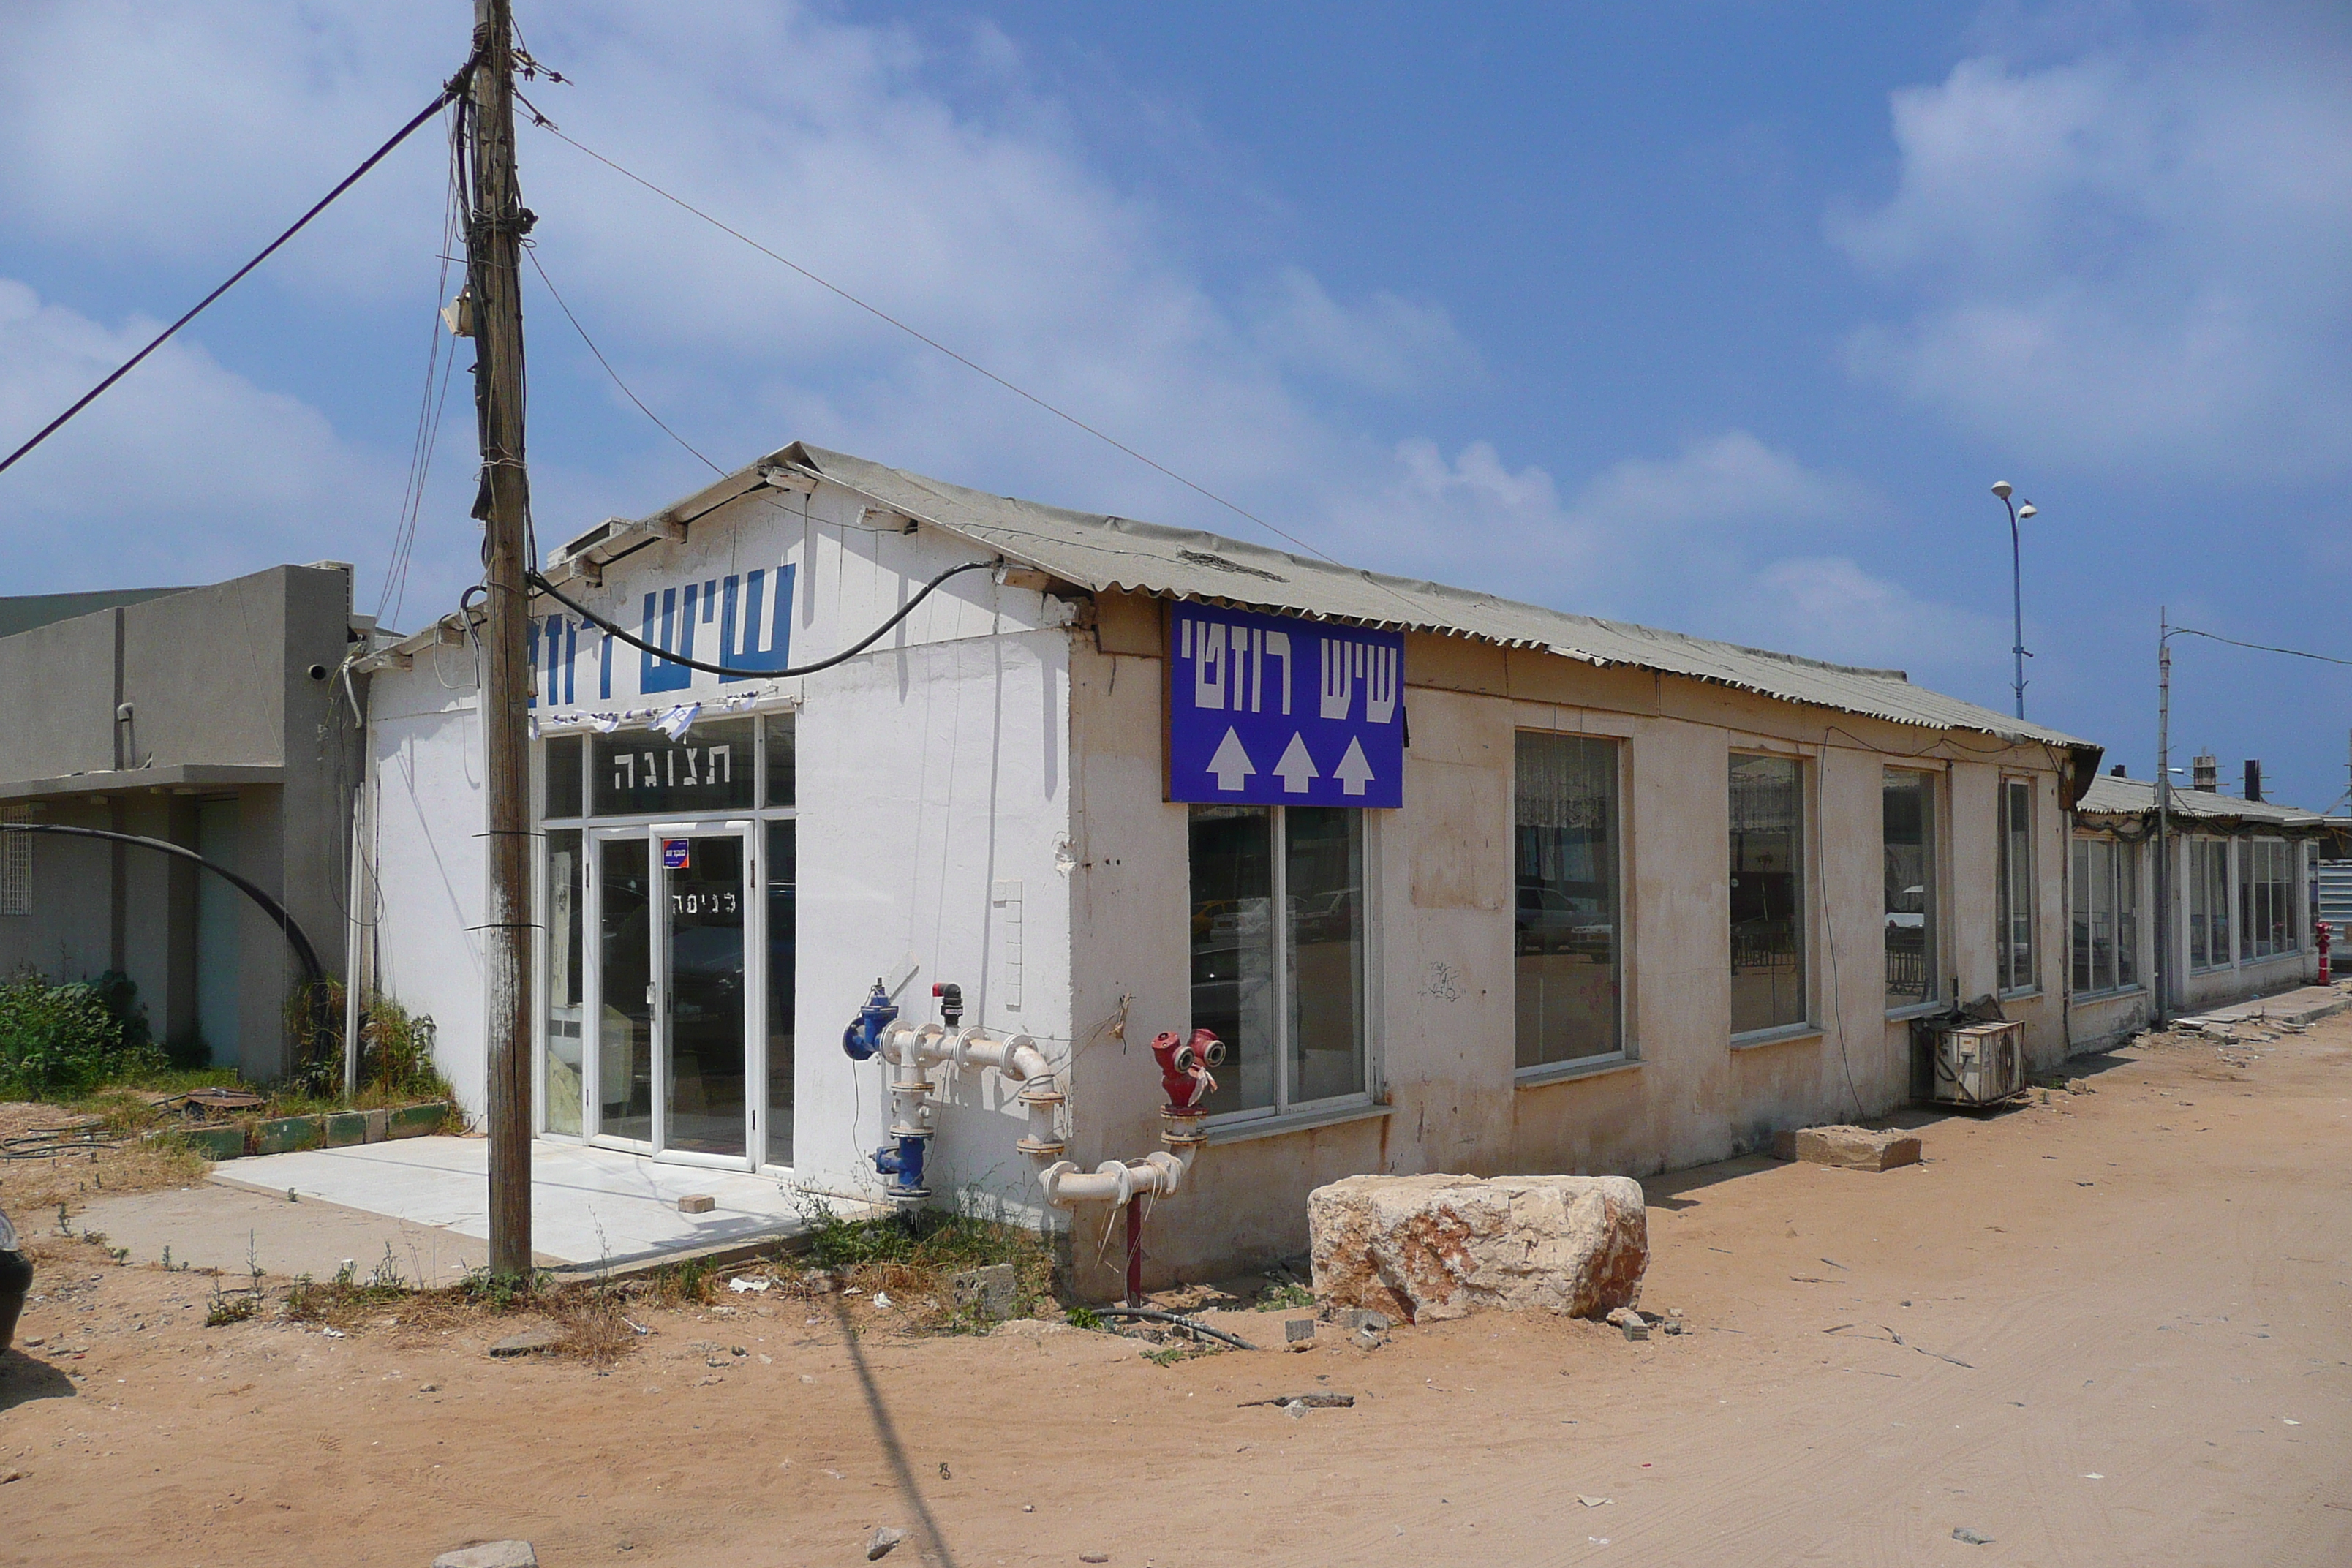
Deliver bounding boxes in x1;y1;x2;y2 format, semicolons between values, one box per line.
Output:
677;1194;716;1215
432;1542;538;1568
1285;1318;1317;1343
322;1111;369;1148
1774;1125;1921;1172
386;1103;450;1139
363;1108;390;1143
254;1115;325;1156
950;1264;1018;1321
1335;1308;1392;1333
487;1327;559;1358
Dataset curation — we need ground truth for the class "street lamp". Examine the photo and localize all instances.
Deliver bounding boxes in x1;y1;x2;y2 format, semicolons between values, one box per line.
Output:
1991;480;2038;720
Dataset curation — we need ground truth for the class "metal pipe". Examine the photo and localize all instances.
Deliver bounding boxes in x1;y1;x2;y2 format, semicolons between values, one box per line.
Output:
1123;1199;1145;1307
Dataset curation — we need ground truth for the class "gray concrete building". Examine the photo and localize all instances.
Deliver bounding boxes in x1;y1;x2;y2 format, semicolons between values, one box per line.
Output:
0;565;369;1079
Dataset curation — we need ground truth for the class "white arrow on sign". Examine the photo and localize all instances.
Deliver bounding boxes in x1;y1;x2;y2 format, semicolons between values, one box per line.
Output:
1273;733;1319;794
1207;727;1256;791
1334;736;1376;796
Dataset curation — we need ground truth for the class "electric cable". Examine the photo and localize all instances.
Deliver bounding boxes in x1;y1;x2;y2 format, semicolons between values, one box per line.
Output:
524;243;723;476
0;75;471;479
2167;627;2352;668
525;557;994;683
520;113;1441;625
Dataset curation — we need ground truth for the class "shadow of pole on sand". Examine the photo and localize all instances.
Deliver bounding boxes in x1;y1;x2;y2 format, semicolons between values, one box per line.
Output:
830;1282;962;1567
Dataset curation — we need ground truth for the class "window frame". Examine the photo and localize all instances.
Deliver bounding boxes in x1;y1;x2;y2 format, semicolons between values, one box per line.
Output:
1512;730;1629;1078
1996;775;2037;996
1882;766;1945;1017
1727;749;1812;1043
1187;803;1382;1128
532;708;801;1170
2068;833;2141;997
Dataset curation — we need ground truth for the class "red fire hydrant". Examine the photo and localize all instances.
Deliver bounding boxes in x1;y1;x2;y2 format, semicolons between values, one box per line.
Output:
1152;1028;1224;1112
2320;917;2333;986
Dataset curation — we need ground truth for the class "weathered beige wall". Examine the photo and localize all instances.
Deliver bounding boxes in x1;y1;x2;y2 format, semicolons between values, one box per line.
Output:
1064;599;2076;1291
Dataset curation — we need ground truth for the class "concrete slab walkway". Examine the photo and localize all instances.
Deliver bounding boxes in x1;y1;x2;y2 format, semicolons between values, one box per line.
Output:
75;1137;861;1284
2176;981;2351;1029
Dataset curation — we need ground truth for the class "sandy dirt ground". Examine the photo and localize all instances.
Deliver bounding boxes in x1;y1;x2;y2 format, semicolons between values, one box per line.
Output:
4;1015;2348;1568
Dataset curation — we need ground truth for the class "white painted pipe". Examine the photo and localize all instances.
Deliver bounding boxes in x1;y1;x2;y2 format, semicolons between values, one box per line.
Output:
1037;1148;1190;1208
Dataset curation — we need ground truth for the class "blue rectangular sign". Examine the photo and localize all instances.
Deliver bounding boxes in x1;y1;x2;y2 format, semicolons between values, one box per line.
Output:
1166;604;1403;808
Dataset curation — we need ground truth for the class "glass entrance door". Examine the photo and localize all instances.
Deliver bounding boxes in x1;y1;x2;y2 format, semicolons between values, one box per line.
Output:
661;831;748;1159
584;823;756;1169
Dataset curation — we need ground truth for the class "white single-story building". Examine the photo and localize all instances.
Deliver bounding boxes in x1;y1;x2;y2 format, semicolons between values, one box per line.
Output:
2068;766;2326;1048
351;442;2102;1292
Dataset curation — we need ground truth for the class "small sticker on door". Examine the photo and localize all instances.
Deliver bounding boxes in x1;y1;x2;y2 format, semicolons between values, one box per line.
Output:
661;839;690;870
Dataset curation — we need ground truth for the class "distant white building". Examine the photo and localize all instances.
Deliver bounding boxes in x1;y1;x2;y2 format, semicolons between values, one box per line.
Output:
353;442;2102;1293
2068;766;2326;1048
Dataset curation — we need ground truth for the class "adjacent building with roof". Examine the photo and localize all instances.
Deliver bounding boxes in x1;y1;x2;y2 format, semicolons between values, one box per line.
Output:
350;442;2104;1291
2068;764;2328;1046
0;565;369;1079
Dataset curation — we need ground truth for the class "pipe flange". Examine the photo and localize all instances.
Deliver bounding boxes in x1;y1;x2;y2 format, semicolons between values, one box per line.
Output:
886;1123;936;1141
1016;1136;1067;1158
1016;1084;1066;1108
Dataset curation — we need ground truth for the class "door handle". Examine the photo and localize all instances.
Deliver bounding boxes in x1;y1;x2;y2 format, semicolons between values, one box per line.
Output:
646;984;656;1005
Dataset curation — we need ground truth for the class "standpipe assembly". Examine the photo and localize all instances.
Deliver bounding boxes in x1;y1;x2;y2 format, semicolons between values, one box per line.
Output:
841;980;1224;1304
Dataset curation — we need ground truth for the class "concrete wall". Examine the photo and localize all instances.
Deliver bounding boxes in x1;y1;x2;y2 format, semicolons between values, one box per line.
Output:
1060;592;2074;1292
0;565;359;1079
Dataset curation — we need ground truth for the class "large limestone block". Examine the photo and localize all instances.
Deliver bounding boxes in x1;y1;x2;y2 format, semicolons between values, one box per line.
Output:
1770;1125;1921;1171
1308;1173;1648;1324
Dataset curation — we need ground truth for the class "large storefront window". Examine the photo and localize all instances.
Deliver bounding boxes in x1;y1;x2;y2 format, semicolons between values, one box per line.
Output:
539;712;796;1169
1997;777;2035;994
2239;838;2296;960
1188;804;1367;1118
1728;753;1805;1036
1516;733;1621;1068
2070;837;2139;994
1883;769;1939;1009
2189;839;2231;970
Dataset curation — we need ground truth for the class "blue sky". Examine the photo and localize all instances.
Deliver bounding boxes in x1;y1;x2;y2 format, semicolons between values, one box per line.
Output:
1;2;2347;808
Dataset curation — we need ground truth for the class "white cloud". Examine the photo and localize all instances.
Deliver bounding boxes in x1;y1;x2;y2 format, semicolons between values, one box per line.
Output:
1833;13;2352;475
0;1;1999;693
0;279;394;589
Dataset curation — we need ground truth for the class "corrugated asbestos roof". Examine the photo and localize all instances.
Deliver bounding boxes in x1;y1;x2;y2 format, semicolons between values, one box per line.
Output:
2076;774;2324;829
778;444;2096;757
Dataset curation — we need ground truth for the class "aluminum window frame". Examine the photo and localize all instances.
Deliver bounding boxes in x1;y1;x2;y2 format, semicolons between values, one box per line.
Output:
1995;775;2038;996
533;709;801;1171
1187;803;1382;1129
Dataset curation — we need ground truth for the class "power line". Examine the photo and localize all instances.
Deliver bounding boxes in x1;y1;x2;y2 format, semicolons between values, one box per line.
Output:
523;243;723;476
523;112;1436;619
2169;626;2352;668
0;79;467;479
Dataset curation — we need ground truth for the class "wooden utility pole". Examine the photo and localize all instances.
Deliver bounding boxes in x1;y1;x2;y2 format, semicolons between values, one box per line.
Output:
465;0;535;1277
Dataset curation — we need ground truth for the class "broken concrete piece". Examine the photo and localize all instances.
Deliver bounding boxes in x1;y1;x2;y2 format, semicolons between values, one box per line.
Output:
866;1525;906;1561
1308;1172;1648;1324
1333;1307;1393;1333
950;1264;1017;1321
1285;1318;1317;1347
1606;1306;1649;1341
432;1543;538;1568
486;1327;559;1357
1771;1125;1922;1171
676;1194;715;1215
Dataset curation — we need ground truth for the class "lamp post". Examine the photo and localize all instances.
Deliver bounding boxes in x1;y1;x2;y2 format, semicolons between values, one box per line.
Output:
1991;480;2038;720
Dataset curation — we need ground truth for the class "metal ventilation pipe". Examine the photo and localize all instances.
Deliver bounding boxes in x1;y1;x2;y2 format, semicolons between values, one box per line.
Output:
2244;758;2264;803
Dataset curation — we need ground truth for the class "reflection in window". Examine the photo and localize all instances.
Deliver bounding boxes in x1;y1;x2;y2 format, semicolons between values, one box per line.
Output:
543;828;584;1136
545;735;583;820
2239;838;2296;960
2070;837;2138;993
765;715;796;808
764;819;796;1167
1515;733;1621;1067
2189;840;2231;970
1883;770;1937;1009
1188;805;1365;1117
590;717;755;815
1997;778;2035;993
1729;754;1804;1035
